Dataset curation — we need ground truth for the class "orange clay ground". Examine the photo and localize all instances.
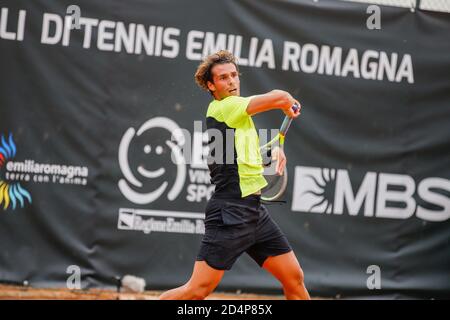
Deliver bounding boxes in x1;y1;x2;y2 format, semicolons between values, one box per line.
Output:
0;284;290;300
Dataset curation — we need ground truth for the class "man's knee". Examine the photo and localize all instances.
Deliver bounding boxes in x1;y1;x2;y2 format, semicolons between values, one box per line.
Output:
186;282;215;300
297;267;305;284
282;267;305;291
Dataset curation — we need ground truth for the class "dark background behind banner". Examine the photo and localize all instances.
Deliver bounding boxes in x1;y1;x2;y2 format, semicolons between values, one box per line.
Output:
1;0;449;299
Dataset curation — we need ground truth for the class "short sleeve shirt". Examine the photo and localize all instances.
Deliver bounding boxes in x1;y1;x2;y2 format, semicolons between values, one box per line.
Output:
206;96;267;198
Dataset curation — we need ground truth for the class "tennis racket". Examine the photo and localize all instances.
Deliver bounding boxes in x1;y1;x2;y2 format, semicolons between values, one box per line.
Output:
260;103;300;201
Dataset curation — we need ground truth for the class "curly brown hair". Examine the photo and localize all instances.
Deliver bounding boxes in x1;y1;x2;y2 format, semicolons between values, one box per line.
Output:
194;50;239;93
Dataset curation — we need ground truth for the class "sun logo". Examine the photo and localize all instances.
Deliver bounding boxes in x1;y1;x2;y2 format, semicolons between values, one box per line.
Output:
0;133;32;210
292;167;336;214
301;169;336;213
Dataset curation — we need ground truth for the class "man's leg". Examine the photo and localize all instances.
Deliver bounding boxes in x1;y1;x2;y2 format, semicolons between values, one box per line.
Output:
159;261;224;300
262;251;311;300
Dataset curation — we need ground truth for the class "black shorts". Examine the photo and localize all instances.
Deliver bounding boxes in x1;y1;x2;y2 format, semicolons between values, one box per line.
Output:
196;194;292;270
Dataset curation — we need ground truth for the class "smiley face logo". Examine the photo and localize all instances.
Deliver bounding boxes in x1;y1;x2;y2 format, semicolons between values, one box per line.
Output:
118;117;186;204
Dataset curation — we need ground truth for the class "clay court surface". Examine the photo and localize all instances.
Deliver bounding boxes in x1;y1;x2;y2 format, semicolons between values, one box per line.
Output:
0;284;288;300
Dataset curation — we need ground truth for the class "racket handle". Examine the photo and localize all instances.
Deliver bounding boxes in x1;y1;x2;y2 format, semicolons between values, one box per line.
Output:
291;103;300;113
280;103;300;136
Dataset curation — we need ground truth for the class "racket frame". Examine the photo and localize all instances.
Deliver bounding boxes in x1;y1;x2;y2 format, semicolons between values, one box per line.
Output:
260;103;299;201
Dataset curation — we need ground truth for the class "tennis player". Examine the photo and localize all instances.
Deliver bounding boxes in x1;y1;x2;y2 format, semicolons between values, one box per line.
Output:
159;50;310;300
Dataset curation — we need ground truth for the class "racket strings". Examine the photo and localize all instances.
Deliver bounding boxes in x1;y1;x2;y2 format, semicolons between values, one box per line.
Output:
259;134;280;151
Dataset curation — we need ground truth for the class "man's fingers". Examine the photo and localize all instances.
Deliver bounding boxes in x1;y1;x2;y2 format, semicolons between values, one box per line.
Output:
285;108;295;118
285;101;300;117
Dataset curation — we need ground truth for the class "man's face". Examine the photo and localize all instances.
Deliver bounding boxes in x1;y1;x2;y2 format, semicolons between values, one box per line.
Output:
207;63;240;100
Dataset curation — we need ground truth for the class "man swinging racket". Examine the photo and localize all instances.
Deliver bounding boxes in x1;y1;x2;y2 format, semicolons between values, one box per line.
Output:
159;50;310;300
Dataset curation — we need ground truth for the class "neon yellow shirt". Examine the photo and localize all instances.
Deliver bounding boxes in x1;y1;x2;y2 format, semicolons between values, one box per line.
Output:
206;96;267;197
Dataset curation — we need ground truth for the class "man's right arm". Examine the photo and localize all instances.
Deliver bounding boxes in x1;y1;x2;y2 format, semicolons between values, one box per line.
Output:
246;90;301;118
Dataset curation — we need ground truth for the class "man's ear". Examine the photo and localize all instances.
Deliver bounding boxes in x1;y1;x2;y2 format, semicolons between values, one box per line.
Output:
207;81;216;92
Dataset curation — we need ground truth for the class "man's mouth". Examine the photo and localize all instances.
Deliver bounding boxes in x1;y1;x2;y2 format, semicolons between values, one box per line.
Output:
229;88;237;93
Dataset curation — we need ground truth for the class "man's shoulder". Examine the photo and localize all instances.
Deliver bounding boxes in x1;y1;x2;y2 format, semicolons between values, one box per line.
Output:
215;96;253;109
207;96;253;122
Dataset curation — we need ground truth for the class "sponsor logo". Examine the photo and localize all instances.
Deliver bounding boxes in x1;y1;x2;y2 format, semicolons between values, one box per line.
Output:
118;208;204;235
292;166;450;222
118;117;187;204
0;133;31;210
0;132;89;211
117;117;212;234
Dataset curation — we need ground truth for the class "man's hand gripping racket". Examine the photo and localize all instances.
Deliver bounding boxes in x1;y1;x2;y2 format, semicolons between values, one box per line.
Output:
260;103;301;201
